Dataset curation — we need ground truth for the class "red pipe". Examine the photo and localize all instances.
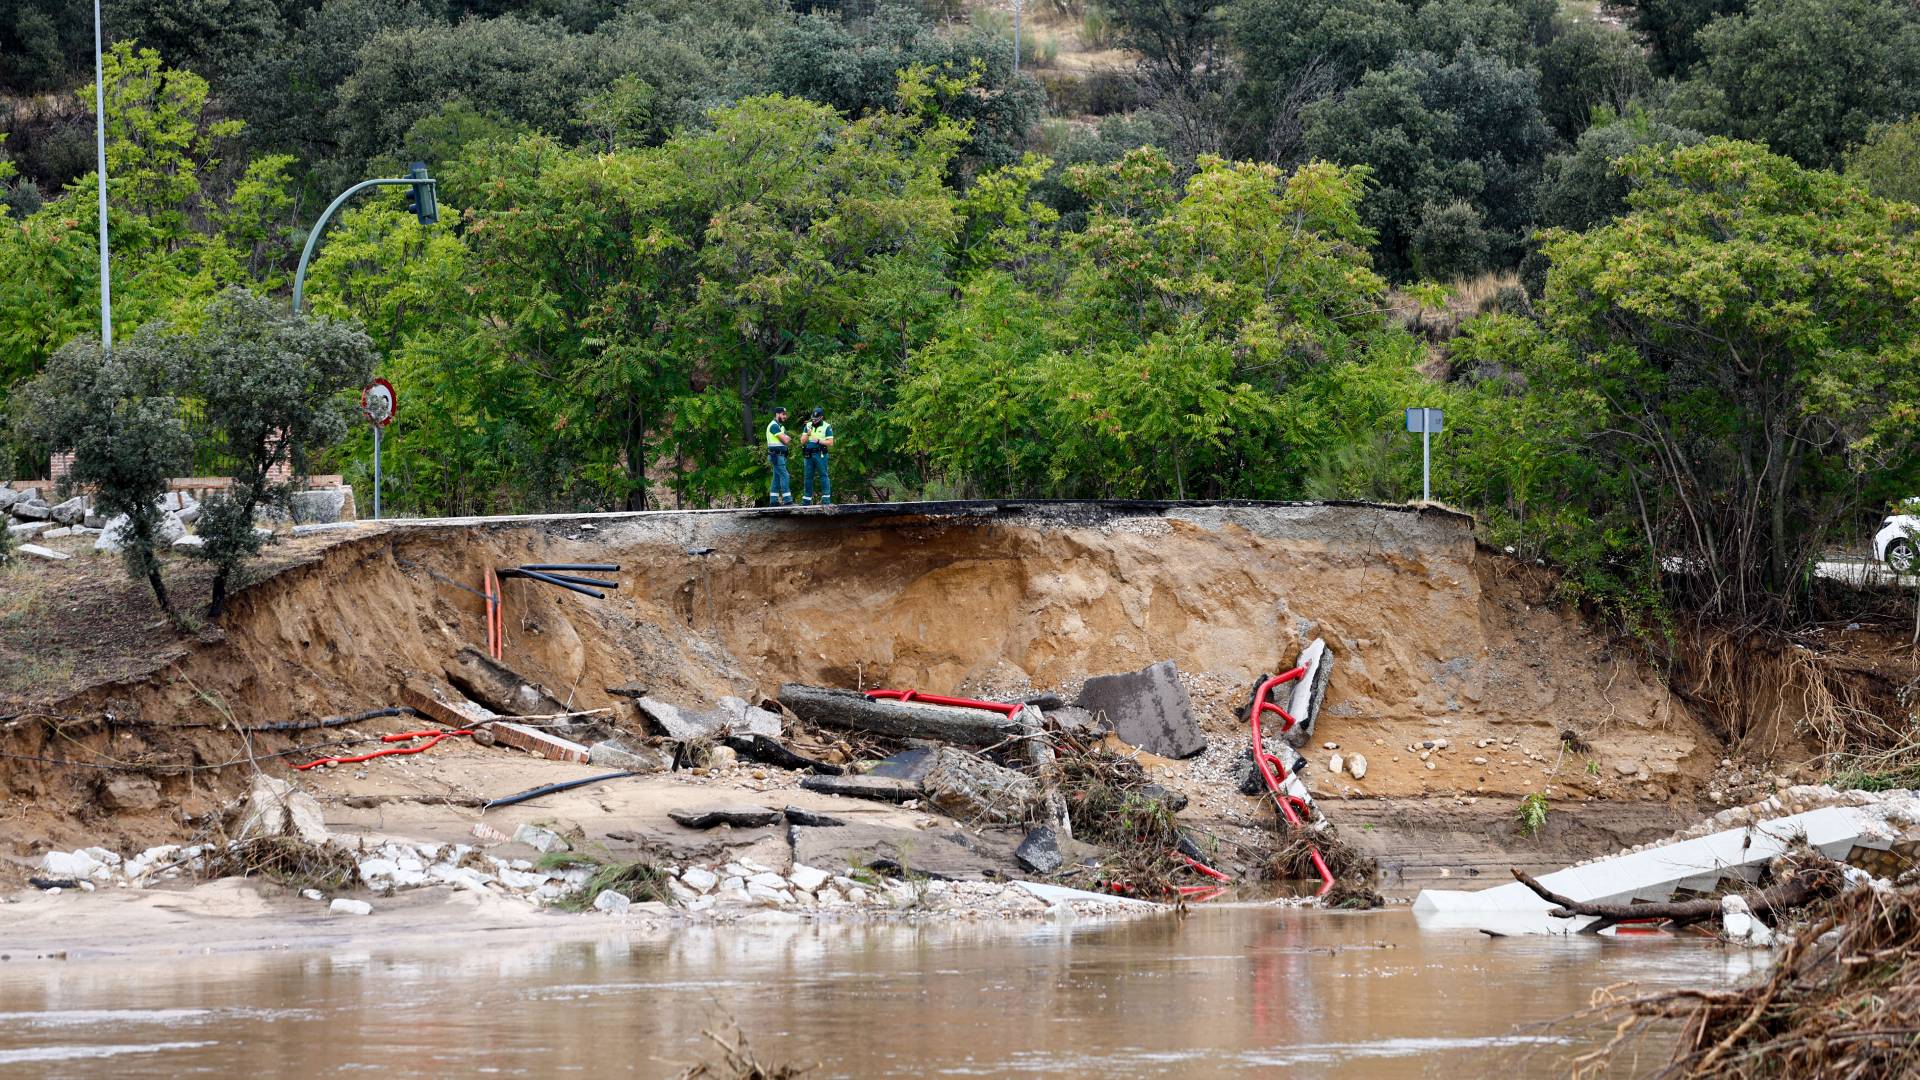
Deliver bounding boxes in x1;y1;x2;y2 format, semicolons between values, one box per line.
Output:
1179;853;1232;882
294;729;473;771
1247;668;1335;896
864;689;1023;716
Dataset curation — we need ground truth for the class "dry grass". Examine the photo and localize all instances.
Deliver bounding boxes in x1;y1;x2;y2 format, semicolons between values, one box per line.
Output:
1678;625;1889;757
198;836;361;891
1388;271;1530;357
677;1017;815;1079
1057;748;1189;897
552;856;673;911
1571;878;1920;1079
1265;821;1380;906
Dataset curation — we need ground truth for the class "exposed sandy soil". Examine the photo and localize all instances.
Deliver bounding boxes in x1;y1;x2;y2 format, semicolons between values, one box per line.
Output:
2;501;1738;890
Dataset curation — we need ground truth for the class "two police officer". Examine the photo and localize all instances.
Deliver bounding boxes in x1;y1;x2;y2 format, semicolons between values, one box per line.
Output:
765;406;834;506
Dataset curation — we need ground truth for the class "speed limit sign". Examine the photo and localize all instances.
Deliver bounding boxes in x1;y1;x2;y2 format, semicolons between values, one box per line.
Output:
360;378;398;427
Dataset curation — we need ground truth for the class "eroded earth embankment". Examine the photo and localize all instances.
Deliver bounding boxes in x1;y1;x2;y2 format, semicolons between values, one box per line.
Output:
3;501;1717;884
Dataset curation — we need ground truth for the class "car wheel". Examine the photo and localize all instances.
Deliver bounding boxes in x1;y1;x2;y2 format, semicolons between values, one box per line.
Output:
1888;538;1916;574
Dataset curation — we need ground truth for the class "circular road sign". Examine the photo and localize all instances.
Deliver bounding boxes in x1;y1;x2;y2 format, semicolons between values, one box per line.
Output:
361;378;398;428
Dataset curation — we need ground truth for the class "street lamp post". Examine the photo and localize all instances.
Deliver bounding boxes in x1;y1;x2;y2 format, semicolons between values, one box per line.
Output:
91;0;111;351
291;162;437;314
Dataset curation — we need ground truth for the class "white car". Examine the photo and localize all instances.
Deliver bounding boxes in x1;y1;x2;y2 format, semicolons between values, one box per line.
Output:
1874;513;1920;572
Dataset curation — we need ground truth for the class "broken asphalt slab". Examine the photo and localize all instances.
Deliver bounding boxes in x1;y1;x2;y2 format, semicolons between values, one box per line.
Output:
668;806;783;830
790;823;1020;882
1074;661;1206;758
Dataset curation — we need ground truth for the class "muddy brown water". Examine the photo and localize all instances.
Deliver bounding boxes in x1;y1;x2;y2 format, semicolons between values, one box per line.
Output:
0;907;1761;1077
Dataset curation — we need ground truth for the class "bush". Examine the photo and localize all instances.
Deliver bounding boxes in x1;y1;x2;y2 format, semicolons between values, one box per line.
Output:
8;333;190;612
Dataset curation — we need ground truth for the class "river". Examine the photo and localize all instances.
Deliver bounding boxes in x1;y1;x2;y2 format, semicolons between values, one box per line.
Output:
0;906;1760;1076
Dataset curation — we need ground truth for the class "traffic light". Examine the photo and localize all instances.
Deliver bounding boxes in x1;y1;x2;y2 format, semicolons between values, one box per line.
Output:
405;161;438;226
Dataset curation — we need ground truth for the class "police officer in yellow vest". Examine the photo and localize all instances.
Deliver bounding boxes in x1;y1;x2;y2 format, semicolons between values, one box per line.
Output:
800;406;834;505
765;406;793;506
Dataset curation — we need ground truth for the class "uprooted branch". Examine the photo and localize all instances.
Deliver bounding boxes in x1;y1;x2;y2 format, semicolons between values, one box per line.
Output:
1510;861;1844;933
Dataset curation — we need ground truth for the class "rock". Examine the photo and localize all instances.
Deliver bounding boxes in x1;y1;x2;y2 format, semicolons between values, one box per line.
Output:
289;488;349;524
171;534;205;549
236;775;330;844
1231;744;1306;795
17;544;69;561
1327;753;1344;777
587;738;670;772
1424;760;1436;771
6;521;50;537
1720;894;1774;946
679;866;719;893
788;863;831;893
329;898;372;916
745;882;791;906
1472;756;1489;766
48;496;86;525
790;823;1021;882
592;889;632;914
1433;738;1450;750
1347;753;1368;780
512;824;570;853
667;805;781;829
636;697;723;742
0;489;18;512
1046;706;1108;739
95;510;186;552
42;850;100;879
11;499;50;521
40;527;73;539
1613;760;1639;777
708;746;738;770
1074;661;1206;758
782;806;846;827
1015;826;1063;875
867;746;936;782
1323;742;1339;750
102;775;163;812
301;888;325;902
921;746;1038;825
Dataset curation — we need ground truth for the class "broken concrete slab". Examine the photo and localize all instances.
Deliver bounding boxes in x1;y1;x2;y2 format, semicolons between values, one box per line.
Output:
922;746;1039;826
512;823;570;853
1015;827;1063;874
798;773;923;804
668;806;782;829
790;823;1019;882
1074;661;1206;758
17;543;69;561
779;684;1022;745
1285;638;1333;747
6;521;50;537
782;806;846;827
714;695;782;739
636;697;723;742
48;496;87;525
445;647;569;718
1014;880;1157;908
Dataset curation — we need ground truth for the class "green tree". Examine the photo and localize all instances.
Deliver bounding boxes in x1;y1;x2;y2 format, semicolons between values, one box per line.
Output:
1620;0;1742;75
9;333;190;612
1534;22;1652;140
1535;110;1701;231
1535;139;1920;624
183;289;377;617
1846;118;1920;205
1665;0;1920;169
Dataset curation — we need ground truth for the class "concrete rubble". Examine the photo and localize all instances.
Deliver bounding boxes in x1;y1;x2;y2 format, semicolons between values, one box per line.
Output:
1074;661;1207;758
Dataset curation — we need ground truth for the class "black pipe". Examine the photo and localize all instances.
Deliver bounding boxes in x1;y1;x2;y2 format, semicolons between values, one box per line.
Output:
482;771;636;809
518;563;620;572
501;568;606;598
518;571;617;589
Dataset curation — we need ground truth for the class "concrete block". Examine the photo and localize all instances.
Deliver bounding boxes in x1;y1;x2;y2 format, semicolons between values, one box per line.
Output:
17;543;69;561
290;487;349;524
329;898;372;916
6;521;50;538
48;496;87;525
1075;661;1206;758
11;499;50;521
637;697;723;742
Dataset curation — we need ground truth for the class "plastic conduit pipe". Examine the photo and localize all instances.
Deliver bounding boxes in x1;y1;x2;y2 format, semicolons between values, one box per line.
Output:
1248;666;1335;896
294;729;473;771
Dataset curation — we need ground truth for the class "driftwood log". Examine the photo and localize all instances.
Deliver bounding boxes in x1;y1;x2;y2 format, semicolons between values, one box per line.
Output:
778;685;1023;745
1510;864;1843;934
1018;704;1073;840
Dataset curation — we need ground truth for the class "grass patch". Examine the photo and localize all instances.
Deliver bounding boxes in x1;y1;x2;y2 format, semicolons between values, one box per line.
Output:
554;859;673;911
1058;749;1187;897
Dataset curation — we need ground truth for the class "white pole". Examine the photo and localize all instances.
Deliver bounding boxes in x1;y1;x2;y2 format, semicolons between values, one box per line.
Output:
92;0;111;352
372;424;382;521
1422;425;1431;503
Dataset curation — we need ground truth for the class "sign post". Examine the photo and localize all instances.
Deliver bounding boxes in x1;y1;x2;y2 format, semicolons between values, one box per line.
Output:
1404;407;1443;502
360;379;398;520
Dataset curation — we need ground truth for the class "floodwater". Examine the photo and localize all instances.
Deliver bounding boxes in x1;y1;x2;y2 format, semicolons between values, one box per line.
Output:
0;907;1761;1077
